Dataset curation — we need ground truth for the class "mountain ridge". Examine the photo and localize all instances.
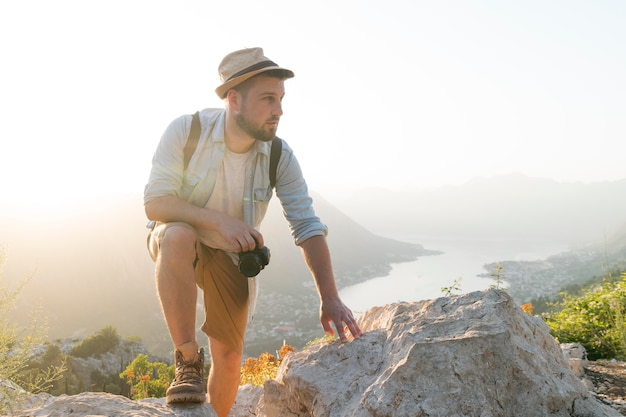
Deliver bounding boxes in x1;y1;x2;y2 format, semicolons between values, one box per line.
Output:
322;174;626;246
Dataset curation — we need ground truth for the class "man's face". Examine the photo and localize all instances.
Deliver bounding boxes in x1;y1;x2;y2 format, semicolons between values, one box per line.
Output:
234;75;286;142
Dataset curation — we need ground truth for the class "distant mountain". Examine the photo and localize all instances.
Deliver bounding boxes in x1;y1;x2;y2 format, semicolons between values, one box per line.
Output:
325;175;626;247
0;192;428;358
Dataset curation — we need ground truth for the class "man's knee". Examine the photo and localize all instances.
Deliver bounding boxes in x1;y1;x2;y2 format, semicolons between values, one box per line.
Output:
160;224;197;261
162;223;196;246
149;222;199;263
209;338;243;371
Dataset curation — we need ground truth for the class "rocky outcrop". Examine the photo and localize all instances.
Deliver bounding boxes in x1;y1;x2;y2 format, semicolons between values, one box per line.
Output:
16;289;619;417
261;288;618;417
14;385;261;417
68;338;150;389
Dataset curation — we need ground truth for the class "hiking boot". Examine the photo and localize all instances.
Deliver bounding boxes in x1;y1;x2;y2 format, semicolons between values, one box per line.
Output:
166;347;206;404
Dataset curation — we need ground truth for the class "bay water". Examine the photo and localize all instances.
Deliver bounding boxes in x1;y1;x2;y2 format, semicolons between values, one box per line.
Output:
339;235;568;314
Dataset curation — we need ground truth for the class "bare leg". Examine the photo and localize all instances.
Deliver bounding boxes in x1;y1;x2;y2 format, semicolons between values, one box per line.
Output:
155;225;198;355
207;337;242;417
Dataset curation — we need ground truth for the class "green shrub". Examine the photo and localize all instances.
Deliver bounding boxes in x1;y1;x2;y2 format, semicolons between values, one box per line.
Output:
545;272;626;360
71;326;120;358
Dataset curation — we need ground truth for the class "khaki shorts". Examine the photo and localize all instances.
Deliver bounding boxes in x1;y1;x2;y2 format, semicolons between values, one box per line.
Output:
148;222;249;354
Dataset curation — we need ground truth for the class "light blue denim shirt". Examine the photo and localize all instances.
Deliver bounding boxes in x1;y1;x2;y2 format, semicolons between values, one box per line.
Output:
144;108;328;246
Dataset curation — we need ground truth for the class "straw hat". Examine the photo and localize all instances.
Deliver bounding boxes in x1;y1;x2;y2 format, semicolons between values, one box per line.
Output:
215;47;294;99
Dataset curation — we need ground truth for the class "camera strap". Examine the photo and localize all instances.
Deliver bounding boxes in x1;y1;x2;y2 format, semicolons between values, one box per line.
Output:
183;111;282;188
269;135;282;189
182;111;202;171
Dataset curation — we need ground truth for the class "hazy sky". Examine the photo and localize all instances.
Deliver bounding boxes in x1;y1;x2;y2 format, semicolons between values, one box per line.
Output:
1;0;625;209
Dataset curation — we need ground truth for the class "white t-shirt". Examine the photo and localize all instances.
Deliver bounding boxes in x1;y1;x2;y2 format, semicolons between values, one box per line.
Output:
198;147;253;259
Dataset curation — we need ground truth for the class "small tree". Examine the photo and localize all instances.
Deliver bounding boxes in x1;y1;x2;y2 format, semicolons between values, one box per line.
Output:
489;262;505;290
0;245;66;414
441;277;463;296
120;354;174;399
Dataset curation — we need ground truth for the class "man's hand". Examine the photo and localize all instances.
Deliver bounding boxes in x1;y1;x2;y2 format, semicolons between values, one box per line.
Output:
212;211;264;253
320;297;363;342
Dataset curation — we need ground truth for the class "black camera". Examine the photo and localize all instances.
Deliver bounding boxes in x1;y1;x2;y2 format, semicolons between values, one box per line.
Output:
238;246;271;277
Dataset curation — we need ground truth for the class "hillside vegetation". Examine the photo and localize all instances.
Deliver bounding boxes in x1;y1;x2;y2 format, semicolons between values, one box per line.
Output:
536;270;626;360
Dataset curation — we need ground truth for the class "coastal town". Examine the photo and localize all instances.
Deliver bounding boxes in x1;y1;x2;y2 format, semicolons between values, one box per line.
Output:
481;244;626;304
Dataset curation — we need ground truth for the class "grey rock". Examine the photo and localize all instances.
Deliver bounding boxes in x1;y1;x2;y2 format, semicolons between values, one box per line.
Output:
262;289;620;417
17;392;216;417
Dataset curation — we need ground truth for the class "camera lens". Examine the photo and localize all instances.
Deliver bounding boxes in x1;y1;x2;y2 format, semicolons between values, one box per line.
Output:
239;253;262;277
238;246;270;278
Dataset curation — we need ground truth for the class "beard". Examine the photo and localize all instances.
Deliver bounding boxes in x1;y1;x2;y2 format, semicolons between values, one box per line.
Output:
234;111;278;143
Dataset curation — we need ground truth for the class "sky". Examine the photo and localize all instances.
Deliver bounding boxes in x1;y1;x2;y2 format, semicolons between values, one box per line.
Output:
1;0;625;210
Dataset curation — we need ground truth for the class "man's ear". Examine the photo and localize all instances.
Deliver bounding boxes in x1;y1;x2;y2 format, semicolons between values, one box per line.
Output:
226;89;240;110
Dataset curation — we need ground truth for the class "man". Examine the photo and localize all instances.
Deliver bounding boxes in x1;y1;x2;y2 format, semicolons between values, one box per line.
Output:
144;47;362;417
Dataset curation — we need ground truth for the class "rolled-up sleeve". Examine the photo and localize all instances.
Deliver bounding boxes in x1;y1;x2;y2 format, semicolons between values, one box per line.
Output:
144;115;189;206
274;143;328;245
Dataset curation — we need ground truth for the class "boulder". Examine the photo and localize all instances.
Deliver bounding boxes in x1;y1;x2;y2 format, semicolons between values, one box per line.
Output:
261;289;619;417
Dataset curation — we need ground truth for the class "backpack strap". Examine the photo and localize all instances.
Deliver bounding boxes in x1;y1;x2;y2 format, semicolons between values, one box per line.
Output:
183;110;282;189
183;111;201;171
270;138;282;189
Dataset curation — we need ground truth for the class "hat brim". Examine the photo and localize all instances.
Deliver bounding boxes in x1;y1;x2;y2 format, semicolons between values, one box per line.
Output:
215;66;294;99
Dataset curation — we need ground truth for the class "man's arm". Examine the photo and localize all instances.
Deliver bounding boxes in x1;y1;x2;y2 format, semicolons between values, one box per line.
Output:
299;235;363;342
145;195;263;252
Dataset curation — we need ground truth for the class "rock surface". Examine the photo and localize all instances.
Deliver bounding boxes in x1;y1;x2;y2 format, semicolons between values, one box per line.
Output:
14;289;620;416
585;360;626;415
262;288;618;417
